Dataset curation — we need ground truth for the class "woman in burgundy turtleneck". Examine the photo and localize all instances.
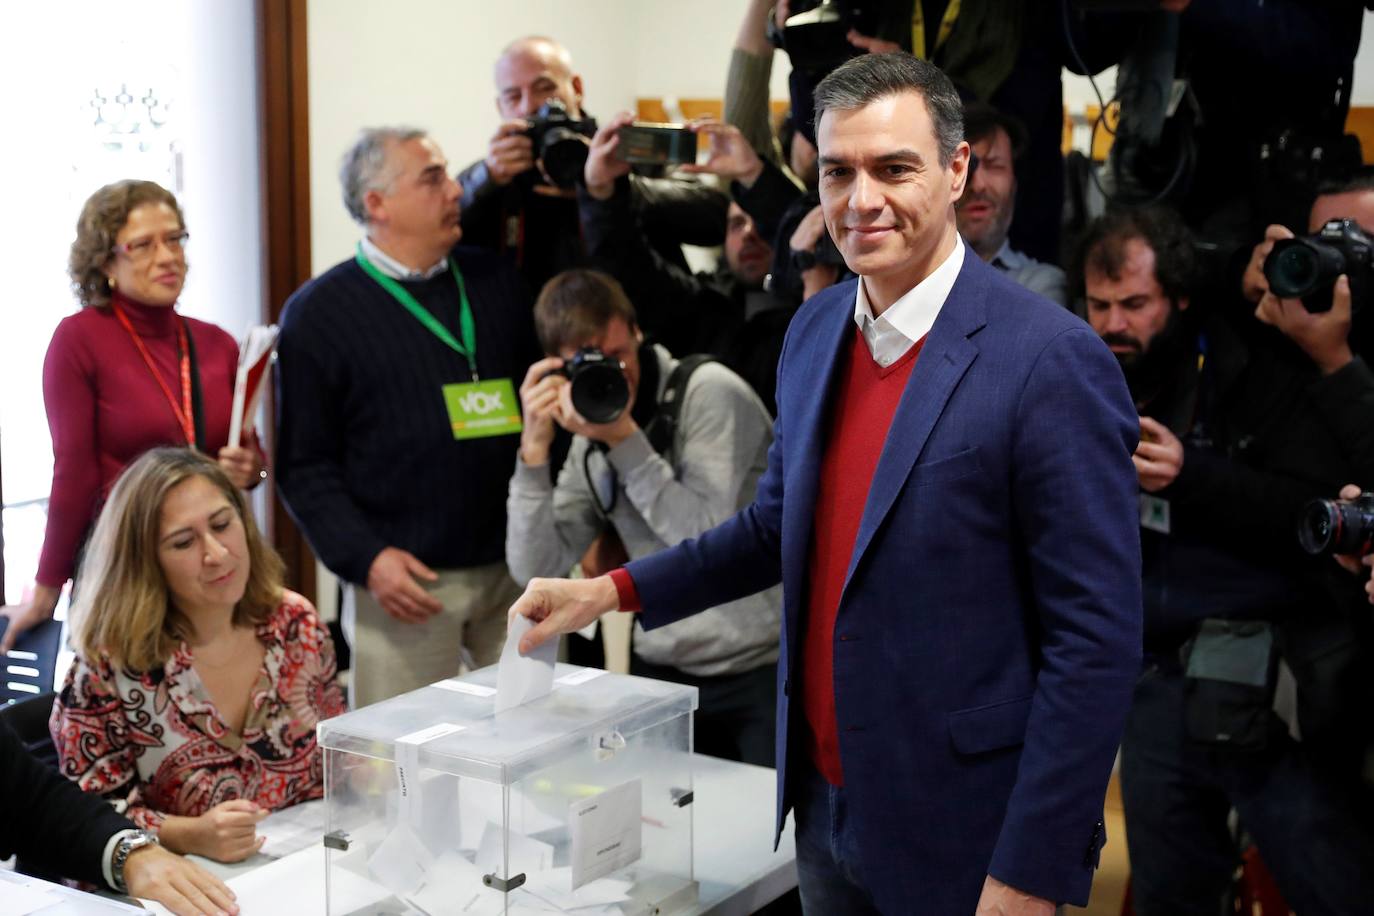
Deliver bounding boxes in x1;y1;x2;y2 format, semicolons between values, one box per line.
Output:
0;180;262;653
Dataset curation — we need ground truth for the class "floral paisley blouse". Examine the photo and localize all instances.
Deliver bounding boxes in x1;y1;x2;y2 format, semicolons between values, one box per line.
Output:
49;591;346;833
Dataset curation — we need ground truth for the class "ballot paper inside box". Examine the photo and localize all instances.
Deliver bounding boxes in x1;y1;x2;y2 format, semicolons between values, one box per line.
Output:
317;664;700;915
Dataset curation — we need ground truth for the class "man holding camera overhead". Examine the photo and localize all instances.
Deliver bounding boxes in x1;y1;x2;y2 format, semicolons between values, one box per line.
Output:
505;268;781;767
1078;205;1374;915
457;35;728;294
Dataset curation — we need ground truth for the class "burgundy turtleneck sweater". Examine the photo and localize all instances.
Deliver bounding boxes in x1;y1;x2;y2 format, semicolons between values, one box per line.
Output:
36;293;240;586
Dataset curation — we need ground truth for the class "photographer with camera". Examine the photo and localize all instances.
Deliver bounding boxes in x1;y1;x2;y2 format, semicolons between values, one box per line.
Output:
506;269;780;766
1077;205;1374;916
457;36;727;294
580;113;798;415
1243;172;1374;484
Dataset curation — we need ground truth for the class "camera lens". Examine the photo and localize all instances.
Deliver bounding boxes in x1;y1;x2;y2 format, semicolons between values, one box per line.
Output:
1266;242;1321;299
569;361;629;424
1298;499;1338;554
540;130;590;189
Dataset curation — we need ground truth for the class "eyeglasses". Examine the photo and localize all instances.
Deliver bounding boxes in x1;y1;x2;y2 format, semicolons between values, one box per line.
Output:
111;230;190;261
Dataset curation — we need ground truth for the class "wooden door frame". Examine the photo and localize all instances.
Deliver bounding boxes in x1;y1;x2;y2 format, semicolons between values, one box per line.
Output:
257;0;316;602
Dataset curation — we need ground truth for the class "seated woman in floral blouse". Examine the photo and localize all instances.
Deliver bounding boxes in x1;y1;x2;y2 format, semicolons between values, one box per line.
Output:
51;447;345;863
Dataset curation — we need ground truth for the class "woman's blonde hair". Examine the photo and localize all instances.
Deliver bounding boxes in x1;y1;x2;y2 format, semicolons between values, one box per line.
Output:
72;448;283;672
69;179;185;309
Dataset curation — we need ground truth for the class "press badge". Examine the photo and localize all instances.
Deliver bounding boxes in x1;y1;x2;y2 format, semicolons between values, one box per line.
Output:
1140;493;1171;534
442;379;522;440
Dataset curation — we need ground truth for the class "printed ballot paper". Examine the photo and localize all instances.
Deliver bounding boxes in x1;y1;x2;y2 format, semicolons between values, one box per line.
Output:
496;614;557;713
569;779;643;890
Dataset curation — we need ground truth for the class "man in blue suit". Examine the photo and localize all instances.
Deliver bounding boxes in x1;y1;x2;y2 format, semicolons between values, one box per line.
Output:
511;52;1142;915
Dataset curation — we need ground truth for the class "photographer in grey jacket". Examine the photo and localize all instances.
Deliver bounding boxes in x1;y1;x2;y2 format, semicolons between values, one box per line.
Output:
507;268;781;766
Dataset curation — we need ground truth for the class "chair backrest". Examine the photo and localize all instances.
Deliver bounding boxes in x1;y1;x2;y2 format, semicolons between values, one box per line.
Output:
1;616;63;703
0;689;58;767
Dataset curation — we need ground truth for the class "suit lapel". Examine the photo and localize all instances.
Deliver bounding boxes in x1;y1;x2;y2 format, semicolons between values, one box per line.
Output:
842;253;988;593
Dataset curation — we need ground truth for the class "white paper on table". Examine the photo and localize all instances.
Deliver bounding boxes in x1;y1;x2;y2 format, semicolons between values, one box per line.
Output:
406;850;505;916
208;844;390;916
520;867;633;910
475;821;556;877
496;615;557;713
0;881;62;916
256;797;326;857
568;779;643;890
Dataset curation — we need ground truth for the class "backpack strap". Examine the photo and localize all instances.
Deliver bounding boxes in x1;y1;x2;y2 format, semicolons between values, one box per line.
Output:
645;354;716;464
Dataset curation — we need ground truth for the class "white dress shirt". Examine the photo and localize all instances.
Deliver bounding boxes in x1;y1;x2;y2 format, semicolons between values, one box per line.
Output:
853;235;966;367
360;235;449;281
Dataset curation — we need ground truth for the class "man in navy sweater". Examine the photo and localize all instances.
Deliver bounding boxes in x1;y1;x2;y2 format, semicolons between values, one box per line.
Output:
509;54;1141;914
276;127;538;707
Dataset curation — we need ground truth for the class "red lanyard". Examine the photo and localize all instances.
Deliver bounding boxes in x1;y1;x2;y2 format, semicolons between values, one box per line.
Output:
111;303;196;447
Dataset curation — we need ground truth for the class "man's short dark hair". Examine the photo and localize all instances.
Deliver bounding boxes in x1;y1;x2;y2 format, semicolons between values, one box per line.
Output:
534;269;638;354
1314;166;1374;202
1073;206;1197;305
962;102;1028;161
812;52;963;167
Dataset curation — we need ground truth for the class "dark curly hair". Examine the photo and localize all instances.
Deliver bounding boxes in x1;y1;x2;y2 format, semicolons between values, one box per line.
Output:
69;180;184;309
1072;205;1197;306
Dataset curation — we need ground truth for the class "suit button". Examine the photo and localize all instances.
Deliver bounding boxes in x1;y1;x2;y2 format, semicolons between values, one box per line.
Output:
783;679;791;697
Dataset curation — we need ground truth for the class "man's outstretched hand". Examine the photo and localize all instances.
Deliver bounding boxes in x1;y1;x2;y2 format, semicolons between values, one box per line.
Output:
509;576;622;655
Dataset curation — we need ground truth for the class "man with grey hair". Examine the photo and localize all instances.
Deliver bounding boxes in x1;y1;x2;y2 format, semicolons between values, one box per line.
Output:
507;52;1141;914
276;127;538;707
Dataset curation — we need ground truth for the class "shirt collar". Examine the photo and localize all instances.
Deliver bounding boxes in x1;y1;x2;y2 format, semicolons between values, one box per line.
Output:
361;235;449;281
989;238;1027;271
853;235;965;365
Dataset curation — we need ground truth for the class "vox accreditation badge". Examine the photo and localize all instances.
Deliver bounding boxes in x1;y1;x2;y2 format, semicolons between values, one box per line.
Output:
443;378;523;440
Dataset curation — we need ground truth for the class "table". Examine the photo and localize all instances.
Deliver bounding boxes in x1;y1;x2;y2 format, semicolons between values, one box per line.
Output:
0;871;144;916
192;754;796;915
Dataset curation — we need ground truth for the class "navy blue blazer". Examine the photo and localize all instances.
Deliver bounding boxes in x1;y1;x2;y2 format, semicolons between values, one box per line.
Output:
627;250;1143;911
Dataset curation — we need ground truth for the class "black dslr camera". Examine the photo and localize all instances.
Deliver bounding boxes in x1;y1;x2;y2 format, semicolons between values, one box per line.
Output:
546;348;629;424
1263;218;1374;314
771;0;883;75
1298;492;1374;557
525;99;598;190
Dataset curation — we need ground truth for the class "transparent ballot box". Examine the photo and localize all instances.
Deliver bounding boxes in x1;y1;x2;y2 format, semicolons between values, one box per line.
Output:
317;664;699;915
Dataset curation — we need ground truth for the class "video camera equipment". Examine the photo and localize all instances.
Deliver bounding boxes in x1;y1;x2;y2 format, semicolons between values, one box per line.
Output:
525;99;598;190
616;122;698;167
1263;218;1374;314
1299;492;1374;557
545;347;630;424
770;0;883;76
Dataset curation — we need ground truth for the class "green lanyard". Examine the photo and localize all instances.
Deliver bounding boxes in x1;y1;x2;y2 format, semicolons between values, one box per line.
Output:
355;243;479;381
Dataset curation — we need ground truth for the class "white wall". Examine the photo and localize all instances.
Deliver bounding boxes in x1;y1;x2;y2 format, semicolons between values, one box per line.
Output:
307;0;789;273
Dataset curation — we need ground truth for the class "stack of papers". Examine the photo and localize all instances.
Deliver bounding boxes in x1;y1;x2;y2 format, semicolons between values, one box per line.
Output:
228;324;279;447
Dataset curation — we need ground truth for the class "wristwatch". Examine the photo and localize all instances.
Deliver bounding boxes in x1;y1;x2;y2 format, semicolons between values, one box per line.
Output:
110;830;158;894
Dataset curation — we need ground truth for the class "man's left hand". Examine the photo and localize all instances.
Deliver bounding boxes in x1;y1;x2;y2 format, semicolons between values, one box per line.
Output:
679;120;765;187
1135;416;1183;492
554;379;638;448
975;876;1056;915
